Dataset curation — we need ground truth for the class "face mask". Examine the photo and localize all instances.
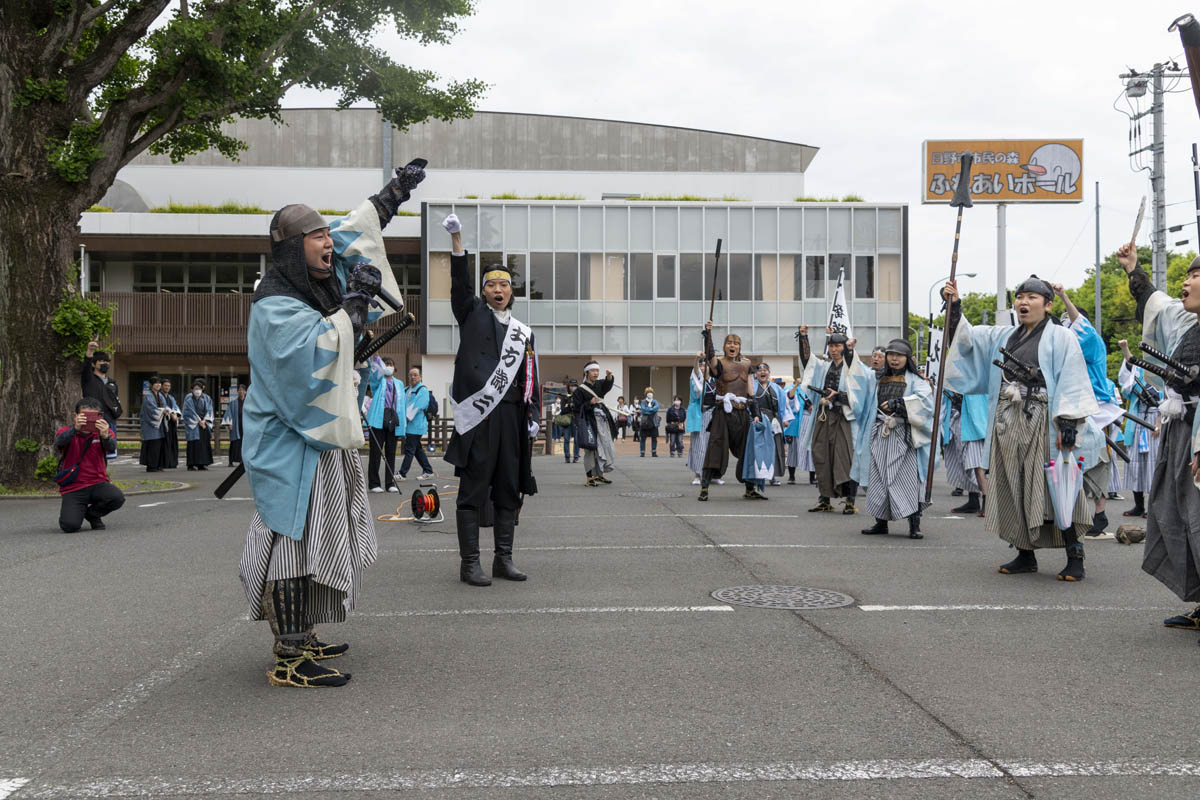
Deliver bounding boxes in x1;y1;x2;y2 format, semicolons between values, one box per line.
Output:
193;389;202;398
98;363;109;374
646;394;654;400
673;401;681;407
383;366;394;376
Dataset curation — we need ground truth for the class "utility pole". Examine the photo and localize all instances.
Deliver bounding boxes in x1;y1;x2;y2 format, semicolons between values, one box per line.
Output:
1095;181;1102;332
1122;62;1186;291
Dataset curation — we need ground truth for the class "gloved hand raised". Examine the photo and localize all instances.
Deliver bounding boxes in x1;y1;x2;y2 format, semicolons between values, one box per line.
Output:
442;213;462;235
393;162;427;196
346;263;382;298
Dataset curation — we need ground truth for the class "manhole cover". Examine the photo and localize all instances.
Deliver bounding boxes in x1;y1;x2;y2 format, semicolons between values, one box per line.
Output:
711;585;855;610
619;491;684;498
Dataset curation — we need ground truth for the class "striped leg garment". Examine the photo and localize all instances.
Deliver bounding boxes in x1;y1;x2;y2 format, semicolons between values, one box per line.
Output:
1124;408;1161;493
865;416;921;521
793;408;815;472
240;449;378;624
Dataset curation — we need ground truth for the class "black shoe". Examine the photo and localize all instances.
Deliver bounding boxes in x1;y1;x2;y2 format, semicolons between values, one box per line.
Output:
787;478;796;485
952;492;981;514
267;653;350;688
596;475;612;484
743;487;768;500
492;507;527;581
84;512;105;531
809;498;834;512
1123;506;1146;517
1165;605;1200;629
908;514;923;539
951;487;964;497
1057;543;1085;582
999;549;1038;574
697;488;708;501
652;453;658;457
456;509;492;586
573;456;580;462
841;500;856;515
1085;511;1108;538
861;518;888;535
302;632;349;660
640;453;645;457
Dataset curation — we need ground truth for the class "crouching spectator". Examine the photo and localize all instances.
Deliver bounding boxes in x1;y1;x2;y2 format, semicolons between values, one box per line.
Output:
56;398;125;533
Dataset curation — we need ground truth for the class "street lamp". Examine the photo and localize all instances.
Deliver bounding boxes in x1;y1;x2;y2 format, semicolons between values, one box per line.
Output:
928;273;977;317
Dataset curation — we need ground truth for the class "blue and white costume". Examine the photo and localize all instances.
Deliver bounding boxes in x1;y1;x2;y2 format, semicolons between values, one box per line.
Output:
1118;361;1160;494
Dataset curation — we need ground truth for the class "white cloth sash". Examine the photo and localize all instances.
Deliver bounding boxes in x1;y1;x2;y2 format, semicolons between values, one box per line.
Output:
716;392;749;413
451;316;533;435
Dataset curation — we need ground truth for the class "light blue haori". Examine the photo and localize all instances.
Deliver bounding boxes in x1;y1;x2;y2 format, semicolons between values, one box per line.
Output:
848;359;936;488
222;397;243;441
940;392;989;444
798;356;869;451
784;382;805;437
139;390;164;441
243;200;404;541
686;368;707;434
182;393;214;442
741;419;776;482
943;316;1103;472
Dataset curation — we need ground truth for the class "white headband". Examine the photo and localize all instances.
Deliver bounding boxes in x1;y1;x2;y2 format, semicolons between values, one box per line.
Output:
584;361;600;373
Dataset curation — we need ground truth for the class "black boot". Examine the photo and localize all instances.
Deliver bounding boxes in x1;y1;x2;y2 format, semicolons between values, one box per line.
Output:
861;518;888;535
263;579;351;687
1085;511;1109;538
951;487;964;497
809;471;816;485
908;513;923;539
1124;492;1145;517
952;491;981;514
999;549;1038;574
456;509;491;586
1058;542;1085;582
492;507;527;581
787;467;796;485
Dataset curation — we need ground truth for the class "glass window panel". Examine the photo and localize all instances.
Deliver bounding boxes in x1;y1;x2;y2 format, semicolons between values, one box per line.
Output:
186;264;210;287
730;302;753;325
656;255;676;299
580;326;603;351
829;254;851;291
133;264;157;287
704;207;728;245
754;328;779;353
853;208;876;253
680;207;703;249
556;326;579;352
529;302;555;324
429;205;453;250
427;325;453;352
554;253;578;300
455;205;478;251
854;255;874;299
605;207;628;250
480;251;503;277
754;301;777;324
630;207;653;250
629;302;653;324
160;264;184;285
878;209;902;250
480;206;503;249
803;208;827;250
581;253;604;300
629;326;653;351
654;302;678;324
529;253;551;300
580;301;605;323
554;207;578;250
679;253;704;301
604;301;628;324
630;253;653;301
805;255;826;299
655;207;678;251
828;208;851;250
728;254;751;301
780;207;803;251
604;253;627;300
754;254;777;301
605;326;628;350
777;254;797;302
754;208;778;251
504;205;528;250
730;208;751;251
878;254;901;301
533;326;554;349
506;253;527;298
213;265;239;285
654;327;678;352
530;206;553;250
580;207;603;250
427;253;452;300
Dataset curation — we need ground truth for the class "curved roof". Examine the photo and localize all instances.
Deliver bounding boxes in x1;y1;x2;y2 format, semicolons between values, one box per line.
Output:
131;109;817;174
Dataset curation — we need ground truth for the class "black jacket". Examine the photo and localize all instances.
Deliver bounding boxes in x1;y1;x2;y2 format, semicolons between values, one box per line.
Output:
81;357;122;425
574;376;617;440
443;252;539;494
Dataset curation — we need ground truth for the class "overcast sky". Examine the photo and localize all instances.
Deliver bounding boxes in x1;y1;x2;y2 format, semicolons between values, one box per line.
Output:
286;0;1200;315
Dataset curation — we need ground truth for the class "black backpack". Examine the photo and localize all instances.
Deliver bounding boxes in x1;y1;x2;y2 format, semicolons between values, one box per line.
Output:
425;390;439;420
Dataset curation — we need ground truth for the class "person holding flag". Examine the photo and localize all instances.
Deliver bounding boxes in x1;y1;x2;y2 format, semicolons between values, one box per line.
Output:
799;325;864;514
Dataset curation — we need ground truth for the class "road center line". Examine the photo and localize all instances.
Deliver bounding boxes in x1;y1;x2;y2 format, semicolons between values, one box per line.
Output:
356;605;734;618
383;543;962;553
859;604;1178;612
14;758;1200;796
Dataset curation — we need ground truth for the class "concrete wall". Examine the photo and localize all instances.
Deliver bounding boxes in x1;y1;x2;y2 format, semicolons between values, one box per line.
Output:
128;110;817;175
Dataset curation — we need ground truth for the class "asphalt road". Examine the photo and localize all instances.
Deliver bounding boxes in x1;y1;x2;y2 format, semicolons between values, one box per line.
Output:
1;449;1197;799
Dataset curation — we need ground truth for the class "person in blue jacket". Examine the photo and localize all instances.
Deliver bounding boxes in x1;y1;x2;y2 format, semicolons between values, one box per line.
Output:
364;356;405;492
400;365;436;480
639;389;660;457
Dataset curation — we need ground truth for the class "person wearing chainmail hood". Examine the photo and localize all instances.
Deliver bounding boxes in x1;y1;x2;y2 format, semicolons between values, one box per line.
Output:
441;214;540;587
1115;243;1200;633
575;361;617;487
942;275;1101;582
698;320;762;501
799;325;864;514
238;162;424;687
851;339;935;539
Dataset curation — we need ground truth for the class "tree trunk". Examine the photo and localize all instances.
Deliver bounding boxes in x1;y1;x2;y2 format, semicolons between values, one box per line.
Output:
0;193;82;489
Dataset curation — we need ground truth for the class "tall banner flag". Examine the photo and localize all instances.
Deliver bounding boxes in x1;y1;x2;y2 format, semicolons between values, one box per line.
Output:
925;326;944;381
827;270;853;340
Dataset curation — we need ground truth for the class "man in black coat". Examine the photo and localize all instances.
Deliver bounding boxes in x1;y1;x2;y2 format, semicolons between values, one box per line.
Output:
440;213;540;586
83;341;123;429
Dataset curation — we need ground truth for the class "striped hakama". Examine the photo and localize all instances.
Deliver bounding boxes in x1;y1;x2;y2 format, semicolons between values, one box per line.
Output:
687;408;713;474
583;406;616;476
944;404;983;492
791;407;815;471
1142;413;1200;601
865;414;922;520
240;449;378;623
1123;407;1160;492
987;390;1091;549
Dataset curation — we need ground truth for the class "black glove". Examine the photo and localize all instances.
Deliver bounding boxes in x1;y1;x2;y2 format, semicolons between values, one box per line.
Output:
1058;420;1077;449
883;398;907;417
832;391;848;406
370;159;428;225
342;264;382;339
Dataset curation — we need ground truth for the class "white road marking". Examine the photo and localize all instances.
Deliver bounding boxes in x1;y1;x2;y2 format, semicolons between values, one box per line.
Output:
384;543;961;553
14;758;1200;796
526;513;803;519
859;604;1177;612
136;501;168;508
357;605;734;618
0;779;28;799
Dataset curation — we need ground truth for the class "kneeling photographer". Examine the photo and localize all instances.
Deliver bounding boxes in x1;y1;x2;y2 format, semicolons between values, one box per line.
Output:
55;398;124;533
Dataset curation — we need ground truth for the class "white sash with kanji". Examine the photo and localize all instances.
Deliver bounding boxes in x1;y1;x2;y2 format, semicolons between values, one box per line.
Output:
452;315;533;435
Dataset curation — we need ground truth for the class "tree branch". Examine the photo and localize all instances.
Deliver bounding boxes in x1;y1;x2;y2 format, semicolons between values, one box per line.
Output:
72;0;172;94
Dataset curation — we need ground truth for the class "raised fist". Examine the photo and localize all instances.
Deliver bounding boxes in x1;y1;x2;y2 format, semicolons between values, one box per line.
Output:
346;263;382;297
442;214;462;235
394;162;426;193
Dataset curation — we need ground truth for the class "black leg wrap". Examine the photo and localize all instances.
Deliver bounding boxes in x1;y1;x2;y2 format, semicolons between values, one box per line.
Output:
908;512;923;539
264;578;309;656
456;508;491;586
492;507;527;581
